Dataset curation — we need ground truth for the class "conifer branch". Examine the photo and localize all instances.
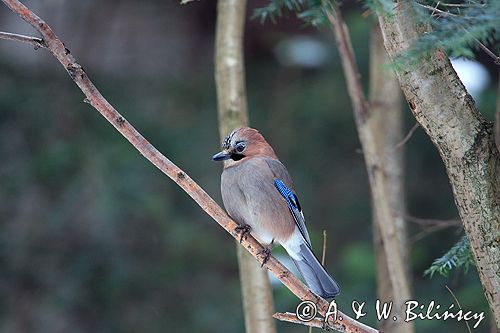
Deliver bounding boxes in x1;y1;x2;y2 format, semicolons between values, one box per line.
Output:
425;236;474;277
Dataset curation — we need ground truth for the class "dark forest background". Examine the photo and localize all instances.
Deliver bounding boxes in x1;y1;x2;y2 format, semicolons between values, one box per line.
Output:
0;1;497;332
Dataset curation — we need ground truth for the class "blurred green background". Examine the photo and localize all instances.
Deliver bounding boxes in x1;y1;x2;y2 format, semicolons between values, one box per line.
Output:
0;1;497;332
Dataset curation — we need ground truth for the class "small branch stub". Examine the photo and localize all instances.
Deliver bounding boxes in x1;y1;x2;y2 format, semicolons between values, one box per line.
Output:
0;31;46;49
273;312;330;330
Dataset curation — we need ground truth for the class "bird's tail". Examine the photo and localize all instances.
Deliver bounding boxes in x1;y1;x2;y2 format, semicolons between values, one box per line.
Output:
291;243;341;299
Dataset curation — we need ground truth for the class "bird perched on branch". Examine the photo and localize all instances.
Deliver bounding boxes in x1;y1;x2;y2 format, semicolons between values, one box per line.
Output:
212;127;340;299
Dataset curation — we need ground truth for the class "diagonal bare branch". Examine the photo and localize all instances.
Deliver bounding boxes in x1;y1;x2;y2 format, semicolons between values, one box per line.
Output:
0;0;377;332
324;8;368;124
394;122;420;149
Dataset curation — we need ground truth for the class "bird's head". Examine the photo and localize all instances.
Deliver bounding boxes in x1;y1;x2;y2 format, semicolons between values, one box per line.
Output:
212;127;277;165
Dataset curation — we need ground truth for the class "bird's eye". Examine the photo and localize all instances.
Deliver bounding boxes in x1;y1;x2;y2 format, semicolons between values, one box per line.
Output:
235;142;246;153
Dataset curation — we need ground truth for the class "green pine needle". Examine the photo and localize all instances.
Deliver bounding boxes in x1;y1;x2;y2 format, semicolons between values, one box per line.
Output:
252;0;332;27
425;235;475;278
401;0;500;64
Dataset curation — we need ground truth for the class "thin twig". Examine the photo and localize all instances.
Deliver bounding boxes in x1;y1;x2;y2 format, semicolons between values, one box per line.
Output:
446;285;472;333
462;27;500;65
321;230;327;266
411;222;462;243
406;215;462;243
416;3;458;17
405;214;461;227
395;122;420;149
435;2;481;8
0;1;377;332
431;1;441;17
474;38;500;65
0;31;46;49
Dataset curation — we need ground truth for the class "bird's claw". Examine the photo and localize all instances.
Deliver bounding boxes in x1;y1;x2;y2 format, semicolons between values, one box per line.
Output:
258;247;272;267
235;224;251;243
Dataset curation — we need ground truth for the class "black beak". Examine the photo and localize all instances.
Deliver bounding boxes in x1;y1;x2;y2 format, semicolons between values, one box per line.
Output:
212;150;231;161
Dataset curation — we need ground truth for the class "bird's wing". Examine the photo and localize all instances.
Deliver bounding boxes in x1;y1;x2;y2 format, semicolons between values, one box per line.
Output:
273;179;311;247
264;159;312;247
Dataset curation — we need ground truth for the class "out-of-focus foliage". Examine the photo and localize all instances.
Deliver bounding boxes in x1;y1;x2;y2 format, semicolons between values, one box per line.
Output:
256;0;500;65
393;0;500;66
253;0;330;26
425;235;475;277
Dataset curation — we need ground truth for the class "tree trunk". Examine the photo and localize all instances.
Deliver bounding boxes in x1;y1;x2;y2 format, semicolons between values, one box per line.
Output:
369;25;413;333
215;1;276;333
377;1;500;328
327;8;413;330
495;69;500;152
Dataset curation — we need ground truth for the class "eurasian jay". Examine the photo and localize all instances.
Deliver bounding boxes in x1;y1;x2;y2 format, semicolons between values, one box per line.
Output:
212;127;340;299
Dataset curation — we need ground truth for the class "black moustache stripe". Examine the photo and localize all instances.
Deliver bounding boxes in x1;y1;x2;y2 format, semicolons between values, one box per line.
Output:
230;153;245;161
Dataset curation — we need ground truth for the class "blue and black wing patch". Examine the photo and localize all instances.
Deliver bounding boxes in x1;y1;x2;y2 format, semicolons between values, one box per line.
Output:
274;179;300;210
274;179;311;246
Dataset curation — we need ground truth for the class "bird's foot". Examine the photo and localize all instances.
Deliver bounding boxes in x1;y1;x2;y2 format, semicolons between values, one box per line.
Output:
234;224;251;243
258;247;272;267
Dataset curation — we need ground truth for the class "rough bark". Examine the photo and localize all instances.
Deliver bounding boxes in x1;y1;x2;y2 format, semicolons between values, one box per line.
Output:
369;25;413;333
326;8;413;330
377;1;500;327
496;69;500;153
215;1;276;333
